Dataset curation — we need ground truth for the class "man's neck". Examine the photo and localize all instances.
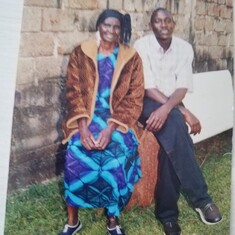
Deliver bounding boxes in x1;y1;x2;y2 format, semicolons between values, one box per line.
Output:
156;37;172;52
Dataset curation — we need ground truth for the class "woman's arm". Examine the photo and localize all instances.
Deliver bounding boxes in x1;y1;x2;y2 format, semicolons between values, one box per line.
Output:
65;47;90;129
108;53;145;130
77;118;97;150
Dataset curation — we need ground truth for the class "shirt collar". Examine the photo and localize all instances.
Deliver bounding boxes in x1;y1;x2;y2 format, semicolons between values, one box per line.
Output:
149;33;175;53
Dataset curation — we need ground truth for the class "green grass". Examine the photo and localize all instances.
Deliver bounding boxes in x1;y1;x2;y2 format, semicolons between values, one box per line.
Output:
5;131;232;235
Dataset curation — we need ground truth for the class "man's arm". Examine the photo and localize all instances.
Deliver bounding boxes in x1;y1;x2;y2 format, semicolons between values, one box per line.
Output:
145;88;201;135
145;88;168;104
178;106;201;135
168;89;201;135
145;88;187;131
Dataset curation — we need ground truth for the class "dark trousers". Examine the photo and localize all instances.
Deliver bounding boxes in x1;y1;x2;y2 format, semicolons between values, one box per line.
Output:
139;97;212;223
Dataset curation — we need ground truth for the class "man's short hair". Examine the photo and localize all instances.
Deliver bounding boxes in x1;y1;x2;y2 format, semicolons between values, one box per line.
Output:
150;7;175;23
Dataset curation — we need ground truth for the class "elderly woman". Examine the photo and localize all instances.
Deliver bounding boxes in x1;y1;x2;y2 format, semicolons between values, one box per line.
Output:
59;9;144;235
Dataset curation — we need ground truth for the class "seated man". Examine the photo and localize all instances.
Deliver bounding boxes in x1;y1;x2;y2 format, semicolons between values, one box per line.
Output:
134;7;222;235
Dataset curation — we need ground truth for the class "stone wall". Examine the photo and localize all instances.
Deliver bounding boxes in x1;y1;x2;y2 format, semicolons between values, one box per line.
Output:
8;0;234;193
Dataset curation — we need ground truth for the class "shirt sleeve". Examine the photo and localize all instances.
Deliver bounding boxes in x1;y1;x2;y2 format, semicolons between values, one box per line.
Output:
175;44;194;93
134;39;156;89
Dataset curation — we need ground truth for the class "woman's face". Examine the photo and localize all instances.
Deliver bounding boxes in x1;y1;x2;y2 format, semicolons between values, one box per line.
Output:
99;17;121;43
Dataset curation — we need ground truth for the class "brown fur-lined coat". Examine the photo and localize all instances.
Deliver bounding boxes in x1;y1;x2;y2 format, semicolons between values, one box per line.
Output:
62;39;144;144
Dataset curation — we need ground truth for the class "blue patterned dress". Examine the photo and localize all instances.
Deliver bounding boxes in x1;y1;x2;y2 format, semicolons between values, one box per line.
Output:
64;47;142;217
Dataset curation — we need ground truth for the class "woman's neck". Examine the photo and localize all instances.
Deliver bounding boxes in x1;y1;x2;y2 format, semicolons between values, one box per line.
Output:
99;41;117;55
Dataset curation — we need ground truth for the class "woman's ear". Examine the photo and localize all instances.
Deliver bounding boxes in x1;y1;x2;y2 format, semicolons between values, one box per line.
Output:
96;30;101;47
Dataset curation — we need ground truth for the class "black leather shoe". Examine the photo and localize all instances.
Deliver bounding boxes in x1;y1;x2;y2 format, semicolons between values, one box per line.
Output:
195;203;222;225
163;221;181;235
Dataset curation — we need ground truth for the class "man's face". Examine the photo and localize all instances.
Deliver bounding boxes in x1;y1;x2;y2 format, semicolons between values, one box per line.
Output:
150;10;175;40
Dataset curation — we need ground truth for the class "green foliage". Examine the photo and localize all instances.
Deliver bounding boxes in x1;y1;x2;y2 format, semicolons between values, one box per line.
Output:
5;131;232;235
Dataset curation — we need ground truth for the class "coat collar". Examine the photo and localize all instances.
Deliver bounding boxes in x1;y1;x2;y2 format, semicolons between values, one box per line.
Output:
81;39;136;64
81;39;136;92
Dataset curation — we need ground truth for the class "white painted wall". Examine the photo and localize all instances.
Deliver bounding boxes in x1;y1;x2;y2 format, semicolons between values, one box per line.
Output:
183;70;233;144
0;0;24;234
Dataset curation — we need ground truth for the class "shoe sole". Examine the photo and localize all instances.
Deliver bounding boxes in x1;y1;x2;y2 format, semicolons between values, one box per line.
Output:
163;232;181;235
107;230;125;235
72;223;82;235
195;208;222;225
107;225;125;235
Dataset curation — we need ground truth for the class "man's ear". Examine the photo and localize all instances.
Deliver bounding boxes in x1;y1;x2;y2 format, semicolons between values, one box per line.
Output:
149;22;152;30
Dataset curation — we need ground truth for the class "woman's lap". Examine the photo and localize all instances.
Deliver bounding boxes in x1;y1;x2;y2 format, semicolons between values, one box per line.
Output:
64;130;141;216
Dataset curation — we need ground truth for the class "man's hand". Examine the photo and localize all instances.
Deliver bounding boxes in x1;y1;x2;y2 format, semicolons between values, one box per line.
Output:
145;88;187;132
146;104;169;131
179;106;201;135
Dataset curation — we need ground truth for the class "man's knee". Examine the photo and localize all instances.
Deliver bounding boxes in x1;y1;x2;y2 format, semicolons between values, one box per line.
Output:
167;108;186;127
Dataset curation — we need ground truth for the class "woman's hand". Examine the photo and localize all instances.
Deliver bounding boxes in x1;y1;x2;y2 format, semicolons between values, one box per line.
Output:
96;122;117;150
78;119;96;150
